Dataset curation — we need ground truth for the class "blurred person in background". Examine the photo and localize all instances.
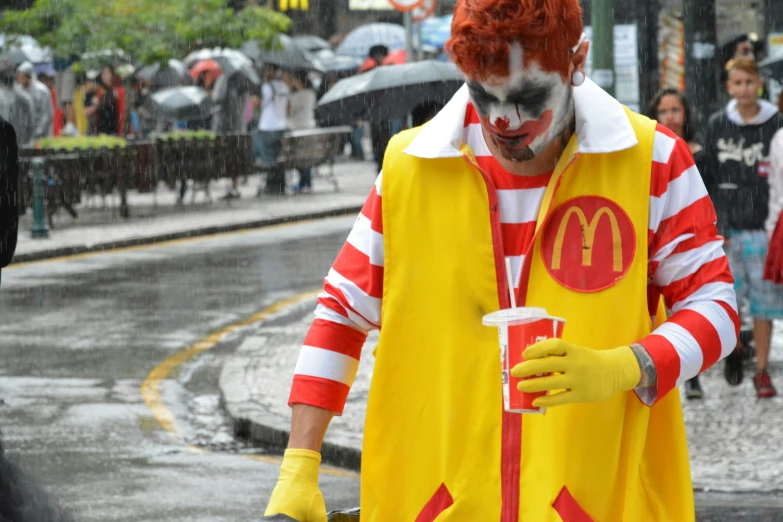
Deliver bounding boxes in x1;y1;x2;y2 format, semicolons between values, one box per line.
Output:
763;94;783;286
16;61;53;140
319;71;365;161
719;34;765;105
190;71;217;131
648;88;707;400
289;70;317;192
362;44;389;72
69;71;97;137
0;114;17;288
0;59;33;146
364;45;392;170
36;65;62;137
703;57;783;397
254;64;289;196
84;66;126;136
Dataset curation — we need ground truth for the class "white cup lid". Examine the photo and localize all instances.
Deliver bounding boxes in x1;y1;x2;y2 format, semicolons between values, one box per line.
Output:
482;307;562;327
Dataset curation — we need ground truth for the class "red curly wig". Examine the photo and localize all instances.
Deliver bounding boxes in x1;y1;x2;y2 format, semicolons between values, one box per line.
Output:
446;0;583;82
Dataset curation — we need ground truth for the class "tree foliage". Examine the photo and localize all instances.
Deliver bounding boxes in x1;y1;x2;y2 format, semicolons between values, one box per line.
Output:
0;0;290;66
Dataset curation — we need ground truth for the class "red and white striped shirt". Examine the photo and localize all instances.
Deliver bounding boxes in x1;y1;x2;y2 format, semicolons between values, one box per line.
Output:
289;97;739;414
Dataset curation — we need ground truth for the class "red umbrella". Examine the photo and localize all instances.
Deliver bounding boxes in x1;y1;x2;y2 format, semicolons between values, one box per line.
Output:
382;49;407;65
189;59;223;84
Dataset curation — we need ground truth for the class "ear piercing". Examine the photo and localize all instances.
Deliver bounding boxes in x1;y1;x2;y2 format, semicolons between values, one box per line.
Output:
571;71;585;86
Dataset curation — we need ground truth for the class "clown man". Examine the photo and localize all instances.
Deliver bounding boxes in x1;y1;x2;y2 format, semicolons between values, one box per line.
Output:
265;0;739;520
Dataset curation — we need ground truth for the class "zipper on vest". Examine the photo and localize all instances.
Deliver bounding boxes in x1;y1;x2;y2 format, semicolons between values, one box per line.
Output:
462;151;579;522
462;154;519;522
516;153;579;300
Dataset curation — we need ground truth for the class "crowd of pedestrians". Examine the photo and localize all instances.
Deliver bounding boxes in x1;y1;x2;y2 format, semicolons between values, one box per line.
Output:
648;37;783;401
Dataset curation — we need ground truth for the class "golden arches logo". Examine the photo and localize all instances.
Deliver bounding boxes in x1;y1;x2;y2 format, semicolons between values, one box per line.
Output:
551;206;623;272
279;0;309;10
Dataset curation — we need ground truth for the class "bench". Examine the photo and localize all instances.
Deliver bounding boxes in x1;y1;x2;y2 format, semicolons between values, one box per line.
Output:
256;126;352;191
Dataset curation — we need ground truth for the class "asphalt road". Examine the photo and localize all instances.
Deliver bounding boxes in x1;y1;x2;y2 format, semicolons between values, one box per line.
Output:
1;215;782;521
0;217;362;522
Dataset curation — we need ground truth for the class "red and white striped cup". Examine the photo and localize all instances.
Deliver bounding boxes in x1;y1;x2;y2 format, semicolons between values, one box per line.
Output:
483;307;566;414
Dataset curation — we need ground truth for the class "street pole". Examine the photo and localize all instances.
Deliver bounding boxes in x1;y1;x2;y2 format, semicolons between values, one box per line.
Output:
404;11;415;63
31;158;49;239
683;0;718;137
635;0;659;111
765;0;783;38
591;0;616;97
316;0;338;40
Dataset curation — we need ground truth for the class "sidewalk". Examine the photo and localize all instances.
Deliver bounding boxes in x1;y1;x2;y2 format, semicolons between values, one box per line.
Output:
220;296;783;492
13;159;378;263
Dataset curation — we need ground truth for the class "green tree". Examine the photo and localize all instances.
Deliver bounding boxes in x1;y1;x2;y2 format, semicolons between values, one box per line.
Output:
0;0;290;66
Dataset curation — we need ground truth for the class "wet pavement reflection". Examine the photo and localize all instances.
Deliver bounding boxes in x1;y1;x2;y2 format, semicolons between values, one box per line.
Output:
0;216;361;522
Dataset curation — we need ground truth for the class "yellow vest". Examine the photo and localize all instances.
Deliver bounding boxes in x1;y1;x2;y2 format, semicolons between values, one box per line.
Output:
361;109;693;521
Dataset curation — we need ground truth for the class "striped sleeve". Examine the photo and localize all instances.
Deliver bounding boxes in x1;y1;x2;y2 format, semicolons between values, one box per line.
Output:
637;126;740;406
288;173;384;414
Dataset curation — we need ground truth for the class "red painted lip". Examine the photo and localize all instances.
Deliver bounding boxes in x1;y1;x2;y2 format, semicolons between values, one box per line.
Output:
486;109;554;146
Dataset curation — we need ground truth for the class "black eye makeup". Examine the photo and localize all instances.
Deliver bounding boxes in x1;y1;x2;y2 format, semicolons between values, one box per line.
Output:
505;84;552;115
467;82;499;103
467;80;554;118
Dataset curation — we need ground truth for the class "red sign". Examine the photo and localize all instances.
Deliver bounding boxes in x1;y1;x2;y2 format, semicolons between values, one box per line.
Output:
389;0;424;11
541;196;636;293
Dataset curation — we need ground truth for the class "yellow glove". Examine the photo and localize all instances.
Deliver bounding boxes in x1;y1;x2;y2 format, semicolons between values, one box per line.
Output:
511;339;641;408
265;449;328;522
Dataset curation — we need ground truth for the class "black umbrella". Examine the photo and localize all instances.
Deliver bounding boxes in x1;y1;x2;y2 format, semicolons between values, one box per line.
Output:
316;60;464;125
306;49;363;73
242;35;321;72
292;35;331;52
135;59;191;89
149;86;213;121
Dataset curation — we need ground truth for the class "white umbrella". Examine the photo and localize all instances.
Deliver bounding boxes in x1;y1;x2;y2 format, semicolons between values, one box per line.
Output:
336;23;408;59
0;34;52;64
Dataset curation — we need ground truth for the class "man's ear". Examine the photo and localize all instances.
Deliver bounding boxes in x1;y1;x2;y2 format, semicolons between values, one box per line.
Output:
572;41;590;75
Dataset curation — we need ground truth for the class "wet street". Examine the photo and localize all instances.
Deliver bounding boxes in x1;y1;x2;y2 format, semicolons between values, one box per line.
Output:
0;217;362;522
1;215;782;521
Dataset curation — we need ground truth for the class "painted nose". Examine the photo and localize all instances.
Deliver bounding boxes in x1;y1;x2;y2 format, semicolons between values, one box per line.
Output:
489;105;522;132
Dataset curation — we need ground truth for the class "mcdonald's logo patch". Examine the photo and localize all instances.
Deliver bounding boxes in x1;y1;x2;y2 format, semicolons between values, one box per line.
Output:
541;196;636;293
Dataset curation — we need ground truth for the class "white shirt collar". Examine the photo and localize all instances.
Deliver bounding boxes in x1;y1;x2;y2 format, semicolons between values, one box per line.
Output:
725;99;780;126
403;77;638;159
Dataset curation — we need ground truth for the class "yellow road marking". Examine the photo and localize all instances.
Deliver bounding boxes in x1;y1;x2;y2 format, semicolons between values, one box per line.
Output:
140;289;359;478
8;217;327;269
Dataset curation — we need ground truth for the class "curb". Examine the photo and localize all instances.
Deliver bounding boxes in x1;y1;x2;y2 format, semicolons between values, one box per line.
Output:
230;410;362;472
218;296;363;472
10;205;363;264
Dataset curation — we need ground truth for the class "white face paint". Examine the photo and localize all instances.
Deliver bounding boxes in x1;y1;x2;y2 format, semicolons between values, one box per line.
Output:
468;62;574;163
